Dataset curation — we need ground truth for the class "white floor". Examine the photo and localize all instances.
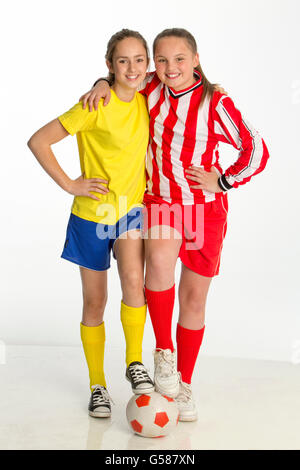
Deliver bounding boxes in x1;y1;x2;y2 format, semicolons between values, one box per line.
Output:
0;345;300;450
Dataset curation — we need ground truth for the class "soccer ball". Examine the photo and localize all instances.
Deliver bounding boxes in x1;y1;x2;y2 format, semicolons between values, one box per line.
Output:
126;392;179;438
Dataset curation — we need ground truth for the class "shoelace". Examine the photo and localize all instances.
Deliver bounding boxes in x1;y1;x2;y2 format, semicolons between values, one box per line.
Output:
176;378;192;404
154;349;177;377
129;364;151;383
91;385;114;406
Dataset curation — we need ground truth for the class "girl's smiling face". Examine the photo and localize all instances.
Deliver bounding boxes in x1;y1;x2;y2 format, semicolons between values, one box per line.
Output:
107;37;148;93
154;36;199;91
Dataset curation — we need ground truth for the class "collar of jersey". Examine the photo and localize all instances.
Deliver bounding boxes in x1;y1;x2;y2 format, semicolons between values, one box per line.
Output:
111;88;137;105
167;71;203;99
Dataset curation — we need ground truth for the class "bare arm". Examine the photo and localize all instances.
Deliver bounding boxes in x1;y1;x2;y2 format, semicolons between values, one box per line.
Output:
78;76;228;113
79;81;111;112
28;119;72;191
27;119;109;199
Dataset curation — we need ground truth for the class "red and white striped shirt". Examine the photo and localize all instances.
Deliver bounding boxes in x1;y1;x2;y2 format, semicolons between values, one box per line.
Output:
140;72;269;205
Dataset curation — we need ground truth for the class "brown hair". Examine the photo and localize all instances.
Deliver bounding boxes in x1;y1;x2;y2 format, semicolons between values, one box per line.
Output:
153;28;216;104
105;29;150;85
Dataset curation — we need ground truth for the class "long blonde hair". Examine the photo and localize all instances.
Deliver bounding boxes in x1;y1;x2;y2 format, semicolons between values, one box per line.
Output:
153;28;215;105
105;29;150;85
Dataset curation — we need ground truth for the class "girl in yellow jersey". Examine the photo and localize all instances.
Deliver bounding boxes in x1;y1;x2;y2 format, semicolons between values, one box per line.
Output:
27;29;154;418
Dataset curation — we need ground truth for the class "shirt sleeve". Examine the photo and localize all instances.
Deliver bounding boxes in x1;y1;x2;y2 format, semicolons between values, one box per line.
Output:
212;93;270;190
58;102;98;136
138;72;157;96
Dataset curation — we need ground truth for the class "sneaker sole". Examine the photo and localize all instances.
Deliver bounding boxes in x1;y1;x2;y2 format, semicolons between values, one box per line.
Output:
178;413;198;422
125;376;155;395
89;410;111;418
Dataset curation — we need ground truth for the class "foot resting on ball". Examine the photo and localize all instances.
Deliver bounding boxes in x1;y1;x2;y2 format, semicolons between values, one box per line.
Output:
153;349;180;398
126;361;155;394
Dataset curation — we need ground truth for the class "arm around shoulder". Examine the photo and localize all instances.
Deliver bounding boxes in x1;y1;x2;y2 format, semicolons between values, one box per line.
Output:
79;78;112;111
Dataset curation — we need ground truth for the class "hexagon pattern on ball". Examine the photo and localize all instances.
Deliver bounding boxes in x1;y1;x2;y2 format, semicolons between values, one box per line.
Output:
126;391;179;438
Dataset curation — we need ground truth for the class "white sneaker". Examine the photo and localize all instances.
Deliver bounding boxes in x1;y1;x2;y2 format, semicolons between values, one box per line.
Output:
153;349;180;398
175;380;197;422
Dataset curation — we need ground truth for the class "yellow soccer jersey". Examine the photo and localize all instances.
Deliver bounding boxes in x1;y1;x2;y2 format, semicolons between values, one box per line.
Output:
58;89;149;225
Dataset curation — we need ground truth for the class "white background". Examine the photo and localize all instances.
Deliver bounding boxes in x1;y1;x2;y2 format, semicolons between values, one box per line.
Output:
1;0;299;362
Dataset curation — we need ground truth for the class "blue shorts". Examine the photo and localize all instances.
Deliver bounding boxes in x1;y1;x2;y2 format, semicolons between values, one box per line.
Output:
61;208;143;271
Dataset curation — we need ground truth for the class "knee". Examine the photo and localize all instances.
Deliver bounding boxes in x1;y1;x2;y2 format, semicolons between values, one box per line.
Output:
179;290;206;316
179;293;206;329
121;270;144;294
83;295;107;317
82;296;107;326
146;250;170;275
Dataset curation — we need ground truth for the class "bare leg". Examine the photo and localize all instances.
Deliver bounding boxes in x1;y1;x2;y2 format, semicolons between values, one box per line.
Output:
79;267;108;399
144;226;183;397
114;231;154;392
178;263;212;330
113;230;145;307
145;225;182;291
80;267;108;326
176;263;211;420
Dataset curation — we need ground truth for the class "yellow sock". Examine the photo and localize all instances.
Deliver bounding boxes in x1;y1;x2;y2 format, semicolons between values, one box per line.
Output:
120;301;147;367
80;322;106;391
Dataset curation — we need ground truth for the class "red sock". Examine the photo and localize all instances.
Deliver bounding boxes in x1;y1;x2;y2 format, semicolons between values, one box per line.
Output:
176;323;205;384
145;285;175;352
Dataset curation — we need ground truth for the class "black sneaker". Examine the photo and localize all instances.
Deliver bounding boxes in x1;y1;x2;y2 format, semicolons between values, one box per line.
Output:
125;361;155;395
88;385;112;418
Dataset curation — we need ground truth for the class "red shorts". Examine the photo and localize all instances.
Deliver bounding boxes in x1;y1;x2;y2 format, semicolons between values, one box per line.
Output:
142;194;228;278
